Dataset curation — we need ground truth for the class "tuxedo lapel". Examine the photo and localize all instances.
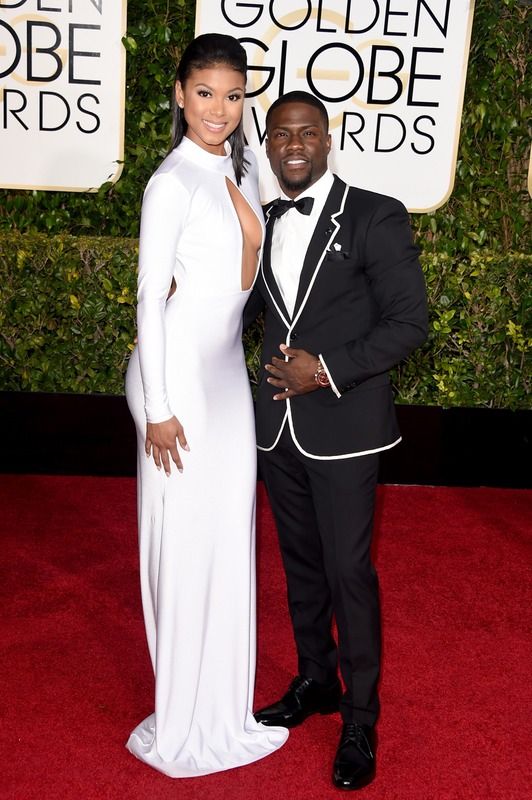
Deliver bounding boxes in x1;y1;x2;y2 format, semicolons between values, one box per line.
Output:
292;176;348;323
261;205;291;328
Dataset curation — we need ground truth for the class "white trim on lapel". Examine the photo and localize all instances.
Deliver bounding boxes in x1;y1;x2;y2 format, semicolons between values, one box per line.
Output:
288;184;349;339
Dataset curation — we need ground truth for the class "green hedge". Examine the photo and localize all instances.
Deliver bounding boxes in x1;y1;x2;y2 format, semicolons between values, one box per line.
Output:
1;233;529;408
0;235;137;393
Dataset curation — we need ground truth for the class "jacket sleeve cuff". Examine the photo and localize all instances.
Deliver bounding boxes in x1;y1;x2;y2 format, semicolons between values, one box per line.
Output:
318;353;342;399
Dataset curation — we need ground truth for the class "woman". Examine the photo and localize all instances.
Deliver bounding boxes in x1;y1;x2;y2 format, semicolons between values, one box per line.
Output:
125;34;288;777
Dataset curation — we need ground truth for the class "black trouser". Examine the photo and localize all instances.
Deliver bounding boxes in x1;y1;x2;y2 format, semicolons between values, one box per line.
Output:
259;424;381;725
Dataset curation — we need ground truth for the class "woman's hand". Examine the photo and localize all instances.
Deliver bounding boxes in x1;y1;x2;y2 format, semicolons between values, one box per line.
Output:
145;416;189;476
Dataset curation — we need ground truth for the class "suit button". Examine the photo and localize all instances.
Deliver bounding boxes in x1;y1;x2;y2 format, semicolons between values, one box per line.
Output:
290;332;299;341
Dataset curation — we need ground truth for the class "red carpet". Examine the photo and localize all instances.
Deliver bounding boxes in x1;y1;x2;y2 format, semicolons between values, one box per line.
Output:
1;476;531;799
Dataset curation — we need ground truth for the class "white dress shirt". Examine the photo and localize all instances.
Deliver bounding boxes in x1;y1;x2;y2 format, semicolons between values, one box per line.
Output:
270;169;334;317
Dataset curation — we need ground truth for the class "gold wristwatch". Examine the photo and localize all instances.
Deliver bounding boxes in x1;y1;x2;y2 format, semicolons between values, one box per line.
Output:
314;358;330;388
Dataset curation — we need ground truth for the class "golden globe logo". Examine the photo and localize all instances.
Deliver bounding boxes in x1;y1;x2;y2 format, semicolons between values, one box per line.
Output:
196;0;476;212
0;0;127;191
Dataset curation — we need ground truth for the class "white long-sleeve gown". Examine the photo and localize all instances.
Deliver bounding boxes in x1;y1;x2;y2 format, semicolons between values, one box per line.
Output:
125;137;288;777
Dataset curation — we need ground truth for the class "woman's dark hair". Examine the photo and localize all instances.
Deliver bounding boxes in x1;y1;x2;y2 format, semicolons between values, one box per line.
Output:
169;33;249;185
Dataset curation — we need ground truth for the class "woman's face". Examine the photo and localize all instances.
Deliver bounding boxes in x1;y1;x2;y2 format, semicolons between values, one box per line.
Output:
175;65;246;155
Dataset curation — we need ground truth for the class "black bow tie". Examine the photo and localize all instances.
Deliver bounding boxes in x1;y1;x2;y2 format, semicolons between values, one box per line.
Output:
269;196;314;219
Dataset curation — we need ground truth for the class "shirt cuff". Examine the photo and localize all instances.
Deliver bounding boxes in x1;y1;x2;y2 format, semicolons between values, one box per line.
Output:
318;353;341;399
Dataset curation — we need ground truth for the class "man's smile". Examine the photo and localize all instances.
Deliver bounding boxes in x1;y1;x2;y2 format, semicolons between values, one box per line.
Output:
283;158;309;168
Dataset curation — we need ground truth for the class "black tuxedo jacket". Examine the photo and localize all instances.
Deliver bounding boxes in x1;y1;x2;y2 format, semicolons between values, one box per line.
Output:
244;175;428;459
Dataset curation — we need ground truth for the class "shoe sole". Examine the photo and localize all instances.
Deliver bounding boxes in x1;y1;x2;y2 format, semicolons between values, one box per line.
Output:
332;772;376;791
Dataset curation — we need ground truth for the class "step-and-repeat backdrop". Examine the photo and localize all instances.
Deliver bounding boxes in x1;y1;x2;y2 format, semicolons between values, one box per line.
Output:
0;1;126;191
0;1;477;210
196;0;475;210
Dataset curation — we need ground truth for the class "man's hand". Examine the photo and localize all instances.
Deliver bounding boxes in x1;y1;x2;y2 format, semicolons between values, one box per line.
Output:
145;416;189;476
265;344;320;400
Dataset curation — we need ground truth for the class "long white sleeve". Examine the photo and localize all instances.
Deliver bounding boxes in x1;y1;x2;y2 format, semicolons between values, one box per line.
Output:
136;169;189;423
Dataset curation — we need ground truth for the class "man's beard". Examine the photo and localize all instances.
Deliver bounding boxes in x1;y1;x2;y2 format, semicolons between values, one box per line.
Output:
279;164;312;193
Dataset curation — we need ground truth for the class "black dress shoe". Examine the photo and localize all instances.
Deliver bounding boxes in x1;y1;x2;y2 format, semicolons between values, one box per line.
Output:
254;675;341;728
332;723;376;790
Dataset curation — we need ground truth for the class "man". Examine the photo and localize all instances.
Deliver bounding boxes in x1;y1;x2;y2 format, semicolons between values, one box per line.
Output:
244;91;428;790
